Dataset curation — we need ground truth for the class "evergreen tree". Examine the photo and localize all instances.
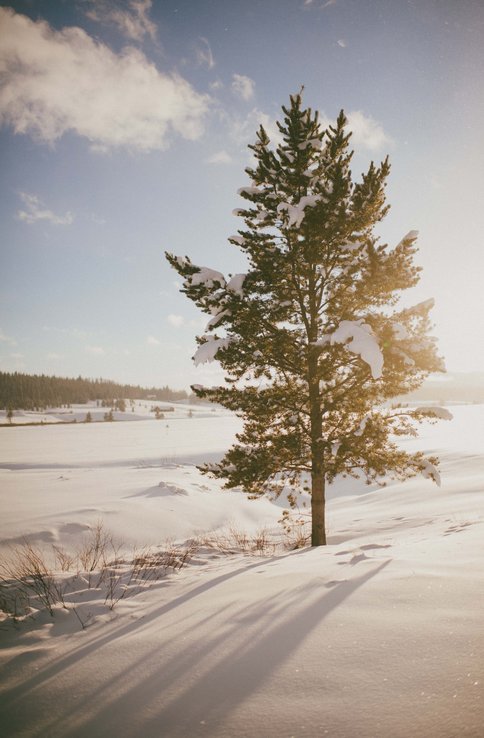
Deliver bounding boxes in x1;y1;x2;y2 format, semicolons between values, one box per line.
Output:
166;93;447;546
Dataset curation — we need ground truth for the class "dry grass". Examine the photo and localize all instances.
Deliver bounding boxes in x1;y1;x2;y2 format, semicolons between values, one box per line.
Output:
279;509;311;549
0;525;200;628
0;515;309;631
200;523;277;556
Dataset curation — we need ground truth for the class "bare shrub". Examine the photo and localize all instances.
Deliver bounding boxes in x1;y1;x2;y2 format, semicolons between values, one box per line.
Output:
0;579;30;621
103;538;200;610
0;540;62;617
52;545;75;571
201;525;276;555
78;521;112;573
279;509;311;549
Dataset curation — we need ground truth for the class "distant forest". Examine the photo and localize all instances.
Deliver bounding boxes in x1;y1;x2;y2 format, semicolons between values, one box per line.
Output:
0;372;190;410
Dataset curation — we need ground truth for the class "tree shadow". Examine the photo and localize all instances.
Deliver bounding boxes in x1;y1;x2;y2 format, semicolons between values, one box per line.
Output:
0;556;281;711
11;559;390;737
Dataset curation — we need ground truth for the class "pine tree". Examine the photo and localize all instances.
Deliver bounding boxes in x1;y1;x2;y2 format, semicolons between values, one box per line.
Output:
166;93;447;546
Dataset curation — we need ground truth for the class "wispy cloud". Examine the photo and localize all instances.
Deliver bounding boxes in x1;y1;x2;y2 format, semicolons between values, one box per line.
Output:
0;8;210;152
206;150;232;165
0;353;25;371
17;192;74;226
84;0;157;42
196;37;215;69
346;111;392;151
337;38;347;48
147;335;161;344
85;345;105;355
166;314;185;328
228;107;283;149
42;326;90;338
0;329;17;345
303;1;337;9
232;74;255;102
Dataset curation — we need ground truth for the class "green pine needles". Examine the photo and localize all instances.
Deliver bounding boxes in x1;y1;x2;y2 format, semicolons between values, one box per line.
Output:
166;93;448;546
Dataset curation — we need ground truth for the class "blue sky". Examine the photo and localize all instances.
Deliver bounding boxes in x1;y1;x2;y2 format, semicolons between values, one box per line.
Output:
1;0;483;390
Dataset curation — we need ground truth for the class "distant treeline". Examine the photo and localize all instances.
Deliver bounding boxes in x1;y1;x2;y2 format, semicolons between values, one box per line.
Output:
0;372;190;410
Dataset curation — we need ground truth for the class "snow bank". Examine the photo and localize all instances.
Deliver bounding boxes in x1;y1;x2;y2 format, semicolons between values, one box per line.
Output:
1;406;483;737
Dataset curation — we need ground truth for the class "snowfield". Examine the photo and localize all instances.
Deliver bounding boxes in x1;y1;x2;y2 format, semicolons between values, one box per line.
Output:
0;403;483;737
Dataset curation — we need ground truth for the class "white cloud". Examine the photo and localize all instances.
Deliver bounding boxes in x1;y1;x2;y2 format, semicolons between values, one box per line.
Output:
337;38;347;48
231;74;255;102
17;192;74;226
147;335;161;344
0;7;210;152
86;345;105;355
47;352;63;360
43;326;89;338
346;110;392;151
206;150;232;165
196;37;215;69
0;353;25;371
84;0;157;42
0;329;16;345
303;0;337;8
167;314;185;328
229;107;283;149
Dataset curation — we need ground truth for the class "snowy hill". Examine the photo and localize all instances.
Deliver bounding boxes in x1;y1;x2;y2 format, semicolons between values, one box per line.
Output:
0;405;483;737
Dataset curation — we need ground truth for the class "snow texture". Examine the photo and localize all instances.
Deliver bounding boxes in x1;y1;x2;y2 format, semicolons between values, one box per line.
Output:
391;347;415;366
237;186;262;197
354;415;371;436
1;405;484;737
276;194;321;228
341;239;364;252
206;310;231;330
298;137;322;150
229;235;246;245
397;229;419;246
416;406;453;421
391;322;409;340
226;273;246;296
328;320;383;379
185;266;226;289
420;458;441;486
412;298;435;313
171;254;189;268
193;335;232;365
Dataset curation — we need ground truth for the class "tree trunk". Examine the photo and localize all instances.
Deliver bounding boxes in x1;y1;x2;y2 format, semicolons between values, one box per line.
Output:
311;471;327;546
308;336;327;545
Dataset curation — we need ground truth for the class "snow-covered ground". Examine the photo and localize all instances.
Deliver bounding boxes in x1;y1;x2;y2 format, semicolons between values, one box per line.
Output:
0;399;222;425
0;404;483;737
